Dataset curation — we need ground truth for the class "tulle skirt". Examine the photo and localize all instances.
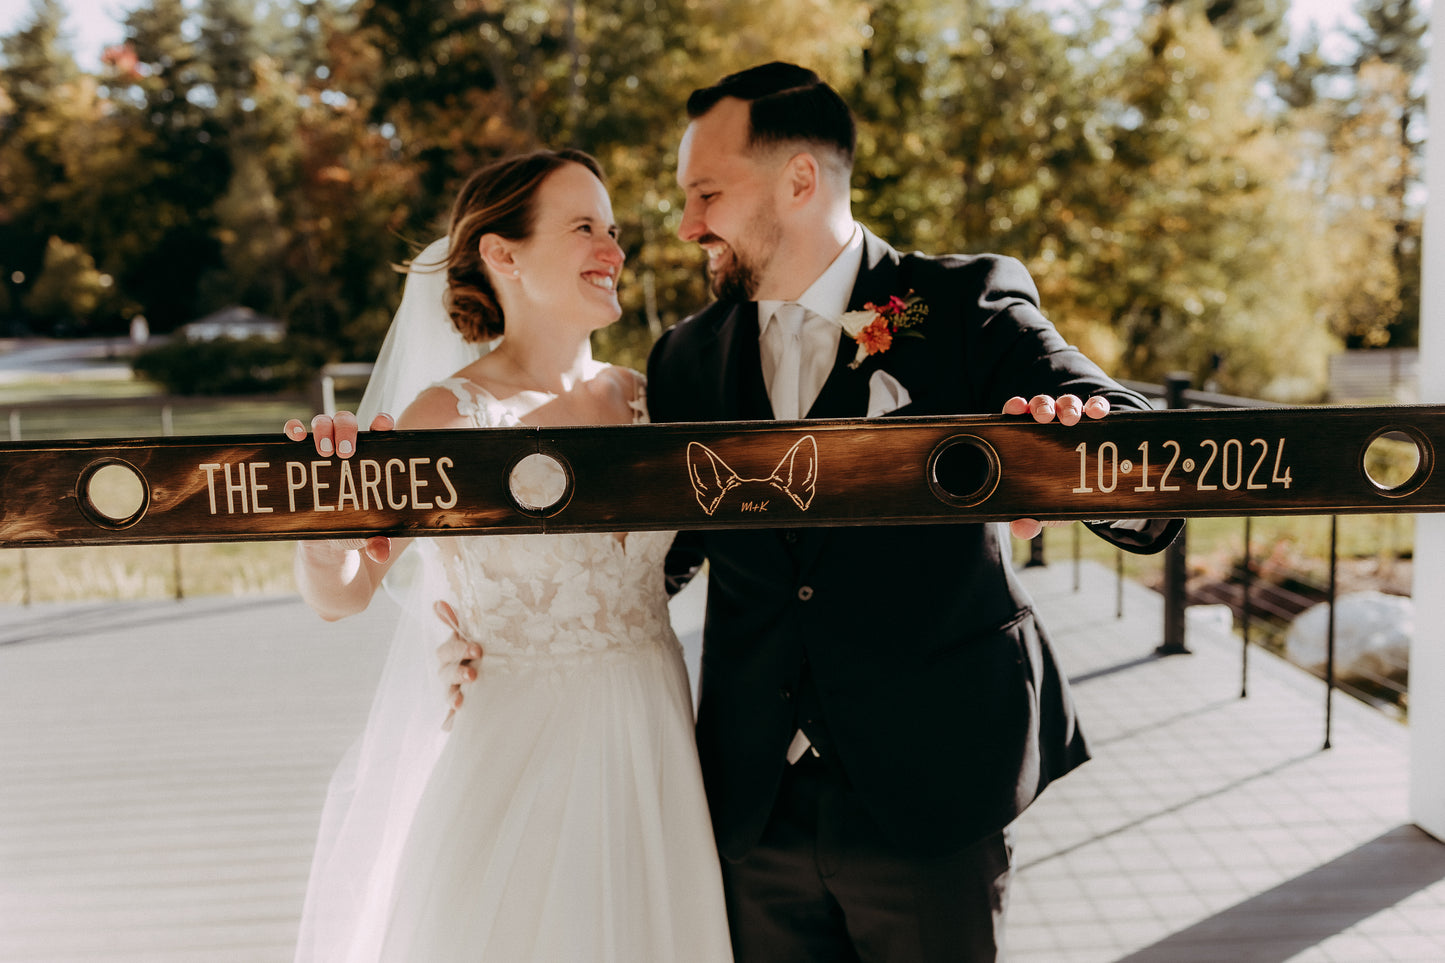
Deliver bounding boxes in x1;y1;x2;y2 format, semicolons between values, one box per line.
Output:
374;635;732;962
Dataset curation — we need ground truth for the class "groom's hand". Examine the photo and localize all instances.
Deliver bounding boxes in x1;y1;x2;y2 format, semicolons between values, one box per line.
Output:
1002;393;1109;539
283;411;397;562
434;600;483;731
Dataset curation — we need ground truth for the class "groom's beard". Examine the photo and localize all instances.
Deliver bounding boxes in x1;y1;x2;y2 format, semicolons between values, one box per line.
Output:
703;208;781;302
706;245;758;303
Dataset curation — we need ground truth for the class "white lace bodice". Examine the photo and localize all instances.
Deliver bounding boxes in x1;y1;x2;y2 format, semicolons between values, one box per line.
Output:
428;376;677;664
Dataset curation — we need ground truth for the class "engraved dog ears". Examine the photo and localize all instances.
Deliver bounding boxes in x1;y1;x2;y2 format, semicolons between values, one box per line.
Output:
687;436;818;516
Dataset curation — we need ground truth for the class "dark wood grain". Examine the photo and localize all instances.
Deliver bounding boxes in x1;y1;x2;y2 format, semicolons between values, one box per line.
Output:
1;405;1440;547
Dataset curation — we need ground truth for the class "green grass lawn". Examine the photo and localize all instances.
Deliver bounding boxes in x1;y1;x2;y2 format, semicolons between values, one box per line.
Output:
1029;512;1415;587
2;373;363;603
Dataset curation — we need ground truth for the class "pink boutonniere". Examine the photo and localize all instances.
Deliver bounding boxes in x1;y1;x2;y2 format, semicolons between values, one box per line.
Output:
837;292;928;369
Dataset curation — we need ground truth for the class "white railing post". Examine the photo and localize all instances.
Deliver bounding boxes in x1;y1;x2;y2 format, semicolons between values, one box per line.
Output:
1409;0;1445;842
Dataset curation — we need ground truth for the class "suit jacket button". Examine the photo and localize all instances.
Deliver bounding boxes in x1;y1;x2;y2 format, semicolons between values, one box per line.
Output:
779;687;793;701
797;585;814;601
783;531;799;544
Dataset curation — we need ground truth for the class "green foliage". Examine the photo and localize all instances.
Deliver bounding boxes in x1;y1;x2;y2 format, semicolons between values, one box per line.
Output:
1082;8;1341;398
132;334;316;395
0;0;1426;399
839;0;1343;399
1345;0;1427;349
21;236;117;331
1148;0;1290;57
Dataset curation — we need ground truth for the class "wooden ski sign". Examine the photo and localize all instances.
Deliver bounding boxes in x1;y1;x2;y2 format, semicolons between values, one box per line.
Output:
1;405;1440;548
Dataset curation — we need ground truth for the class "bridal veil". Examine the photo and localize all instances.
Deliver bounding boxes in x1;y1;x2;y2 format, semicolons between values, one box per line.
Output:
294;237;491;962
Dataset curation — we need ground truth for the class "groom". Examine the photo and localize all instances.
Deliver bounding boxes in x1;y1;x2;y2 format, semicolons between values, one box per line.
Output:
646;63;1180;961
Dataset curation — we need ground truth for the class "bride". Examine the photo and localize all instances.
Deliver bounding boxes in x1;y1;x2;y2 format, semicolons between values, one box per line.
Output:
286;150;732;962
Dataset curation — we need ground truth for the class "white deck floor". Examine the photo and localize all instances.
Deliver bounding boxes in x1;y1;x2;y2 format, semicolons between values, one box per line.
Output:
2;562;1443;961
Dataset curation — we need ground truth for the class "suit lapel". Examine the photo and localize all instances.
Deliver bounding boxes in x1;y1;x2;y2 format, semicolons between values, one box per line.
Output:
847;228;905;314
705;301;770;421
803;326;869;419
794;231;907;569
805;229;904;419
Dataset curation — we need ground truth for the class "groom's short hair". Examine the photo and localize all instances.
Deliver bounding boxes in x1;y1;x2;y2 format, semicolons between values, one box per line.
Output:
687;62;855;168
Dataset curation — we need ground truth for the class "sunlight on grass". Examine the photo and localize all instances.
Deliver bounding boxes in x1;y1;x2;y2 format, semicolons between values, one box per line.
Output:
2;373;363;603
1024;513;1415;587
0;542;299;604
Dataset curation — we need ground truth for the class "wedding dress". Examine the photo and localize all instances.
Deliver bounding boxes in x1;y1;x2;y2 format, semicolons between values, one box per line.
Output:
297;375;732;962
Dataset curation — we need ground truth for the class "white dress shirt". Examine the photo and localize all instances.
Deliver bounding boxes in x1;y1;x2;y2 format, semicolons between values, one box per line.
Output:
757;226;866;765
758;224;865;420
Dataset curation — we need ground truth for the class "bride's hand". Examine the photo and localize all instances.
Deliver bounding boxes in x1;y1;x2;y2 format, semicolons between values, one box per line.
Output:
434;600;483;731
283;410;395;456
283;411;397;562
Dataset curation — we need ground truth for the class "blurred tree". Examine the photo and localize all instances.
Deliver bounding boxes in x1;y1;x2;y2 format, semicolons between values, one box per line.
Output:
1149;0;1290;56
325;0;859;370
1314;60;1415;349
0;0;1422;400
273;4;420;363
197;0;261;127
202;148;290;316
844;0;965;255
22;235;118;331
839;0;1333;398
192;0;290;319
1072;7;1337;397
98;0;230;331
1345;0;1426;347
0;0;79;328
1353;0;1429;70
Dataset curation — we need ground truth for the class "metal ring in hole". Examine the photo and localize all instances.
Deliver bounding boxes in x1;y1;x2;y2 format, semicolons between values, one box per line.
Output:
1361;425;1431;497
77;458;150;530
505;449;574;518
927;434;1001;508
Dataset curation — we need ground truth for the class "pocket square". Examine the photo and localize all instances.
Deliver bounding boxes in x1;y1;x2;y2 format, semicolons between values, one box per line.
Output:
866;370;912;418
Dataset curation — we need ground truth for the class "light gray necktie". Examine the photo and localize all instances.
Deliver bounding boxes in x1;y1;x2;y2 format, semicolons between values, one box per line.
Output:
771;302;806;421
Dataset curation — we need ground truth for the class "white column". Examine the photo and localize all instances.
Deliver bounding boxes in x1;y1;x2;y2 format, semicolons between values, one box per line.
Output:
1409;0;1445;842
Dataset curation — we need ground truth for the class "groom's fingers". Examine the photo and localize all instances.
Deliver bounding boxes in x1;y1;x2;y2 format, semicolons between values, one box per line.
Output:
434;601;482;724
1055;394;1083;426
436;636;481;683
434;599;461;635
1011;518;1043;540
1001;394;1058;422
1010;518;1071;539
1005;393;1109;427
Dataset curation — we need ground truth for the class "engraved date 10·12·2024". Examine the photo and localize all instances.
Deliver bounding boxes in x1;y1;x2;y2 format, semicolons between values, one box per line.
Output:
1072;437;1292;495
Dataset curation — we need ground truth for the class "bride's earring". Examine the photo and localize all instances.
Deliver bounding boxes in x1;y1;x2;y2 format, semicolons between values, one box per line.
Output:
512;269;520;278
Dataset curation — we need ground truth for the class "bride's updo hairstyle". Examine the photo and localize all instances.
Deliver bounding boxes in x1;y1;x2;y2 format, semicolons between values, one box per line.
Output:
442;149;606;342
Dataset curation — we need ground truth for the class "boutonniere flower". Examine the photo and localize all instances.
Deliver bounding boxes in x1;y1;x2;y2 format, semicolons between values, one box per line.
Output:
837;292;928;369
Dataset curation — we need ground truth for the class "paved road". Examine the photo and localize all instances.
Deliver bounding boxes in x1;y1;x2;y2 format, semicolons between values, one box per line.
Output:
0;337;139;381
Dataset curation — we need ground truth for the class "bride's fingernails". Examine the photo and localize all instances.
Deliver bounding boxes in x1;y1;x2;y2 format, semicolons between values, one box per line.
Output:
338;439;353;455
319;438;333;454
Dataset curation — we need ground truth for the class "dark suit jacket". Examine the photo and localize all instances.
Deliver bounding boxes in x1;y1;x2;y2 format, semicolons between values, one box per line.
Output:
647;229;1180;861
